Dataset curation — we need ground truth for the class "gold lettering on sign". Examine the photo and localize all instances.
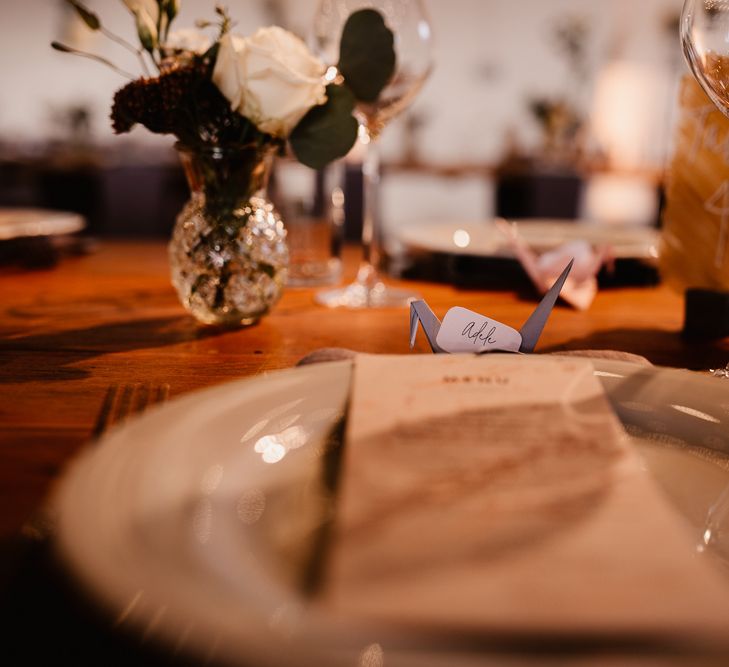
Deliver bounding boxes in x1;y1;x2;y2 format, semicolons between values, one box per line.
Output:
704;180;729;267
687;103;729;165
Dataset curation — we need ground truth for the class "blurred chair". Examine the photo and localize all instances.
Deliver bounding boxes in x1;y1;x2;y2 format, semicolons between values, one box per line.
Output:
0;161;37;207
495;167;583;220
101;164;187;237
37;165;103;234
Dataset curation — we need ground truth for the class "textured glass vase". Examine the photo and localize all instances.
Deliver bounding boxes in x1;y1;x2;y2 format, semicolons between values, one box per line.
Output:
169;145;288;326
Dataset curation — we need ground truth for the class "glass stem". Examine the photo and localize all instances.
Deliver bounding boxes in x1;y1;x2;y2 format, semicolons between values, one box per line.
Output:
357;131;382;288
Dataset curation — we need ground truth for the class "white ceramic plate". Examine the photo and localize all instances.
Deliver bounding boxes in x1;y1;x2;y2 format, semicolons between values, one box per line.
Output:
397;220;660;260
56;357;729;666
0;208;85;240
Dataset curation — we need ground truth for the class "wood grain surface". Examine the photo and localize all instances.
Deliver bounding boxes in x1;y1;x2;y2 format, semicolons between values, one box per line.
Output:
1;241;728;539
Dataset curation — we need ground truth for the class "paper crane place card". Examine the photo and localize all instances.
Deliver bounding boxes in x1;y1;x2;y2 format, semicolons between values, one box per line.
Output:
495;218;611;311
410;260;573;354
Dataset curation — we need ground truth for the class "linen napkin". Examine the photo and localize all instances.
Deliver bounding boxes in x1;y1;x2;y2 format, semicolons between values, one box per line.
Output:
496;219;612;311
317;354;729;643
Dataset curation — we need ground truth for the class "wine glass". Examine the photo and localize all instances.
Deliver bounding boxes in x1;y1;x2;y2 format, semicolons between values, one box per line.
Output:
311;0;434;308
682;0;729;117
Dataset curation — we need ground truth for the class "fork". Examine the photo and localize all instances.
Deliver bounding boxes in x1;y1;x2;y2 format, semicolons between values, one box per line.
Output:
91;383;170;439
21;383;170;541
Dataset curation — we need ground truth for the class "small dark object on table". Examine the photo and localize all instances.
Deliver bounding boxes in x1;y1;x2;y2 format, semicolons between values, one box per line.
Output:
684;288;729;340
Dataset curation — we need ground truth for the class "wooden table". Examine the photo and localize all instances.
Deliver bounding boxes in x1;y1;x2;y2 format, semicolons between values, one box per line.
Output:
2;241;729;541
3;240;729;665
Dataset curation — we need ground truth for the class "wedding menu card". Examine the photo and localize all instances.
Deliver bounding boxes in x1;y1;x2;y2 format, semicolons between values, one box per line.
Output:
319;354;729;642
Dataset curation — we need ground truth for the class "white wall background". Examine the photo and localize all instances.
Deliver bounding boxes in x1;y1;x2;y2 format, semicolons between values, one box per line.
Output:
0;0;684;154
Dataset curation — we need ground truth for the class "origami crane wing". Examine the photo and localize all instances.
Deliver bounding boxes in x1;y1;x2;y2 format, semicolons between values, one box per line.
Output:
518;259;573;353
409;299;446;353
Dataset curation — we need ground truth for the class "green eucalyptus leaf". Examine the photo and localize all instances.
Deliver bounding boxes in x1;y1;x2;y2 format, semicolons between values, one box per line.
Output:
338;8;396;104
290;84;358;170
67;0;101;31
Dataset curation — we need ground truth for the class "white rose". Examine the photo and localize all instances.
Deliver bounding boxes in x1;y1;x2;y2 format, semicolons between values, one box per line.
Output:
212;27;327;138
165;29;211;54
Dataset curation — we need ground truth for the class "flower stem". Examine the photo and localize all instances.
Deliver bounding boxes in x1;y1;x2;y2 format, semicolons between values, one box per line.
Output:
100;27;150;76
51;41;135;79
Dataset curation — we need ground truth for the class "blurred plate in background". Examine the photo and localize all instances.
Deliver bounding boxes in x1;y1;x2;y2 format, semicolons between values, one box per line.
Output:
0;208;85;241
397;219;660;261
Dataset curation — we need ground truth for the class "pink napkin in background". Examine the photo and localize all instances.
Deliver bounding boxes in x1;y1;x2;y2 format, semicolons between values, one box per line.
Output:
495;219;614;311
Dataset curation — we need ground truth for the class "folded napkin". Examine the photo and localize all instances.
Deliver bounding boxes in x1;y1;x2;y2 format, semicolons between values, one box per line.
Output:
496;219;613;311
315;354;729;645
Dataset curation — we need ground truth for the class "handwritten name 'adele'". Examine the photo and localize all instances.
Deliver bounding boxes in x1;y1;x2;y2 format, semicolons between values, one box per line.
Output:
462;321;498;347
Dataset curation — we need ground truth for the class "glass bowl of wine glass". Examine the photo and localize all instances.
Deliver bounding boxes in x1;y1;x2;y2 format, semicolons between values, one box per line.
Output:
682;0;729;117
311;0;434;308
